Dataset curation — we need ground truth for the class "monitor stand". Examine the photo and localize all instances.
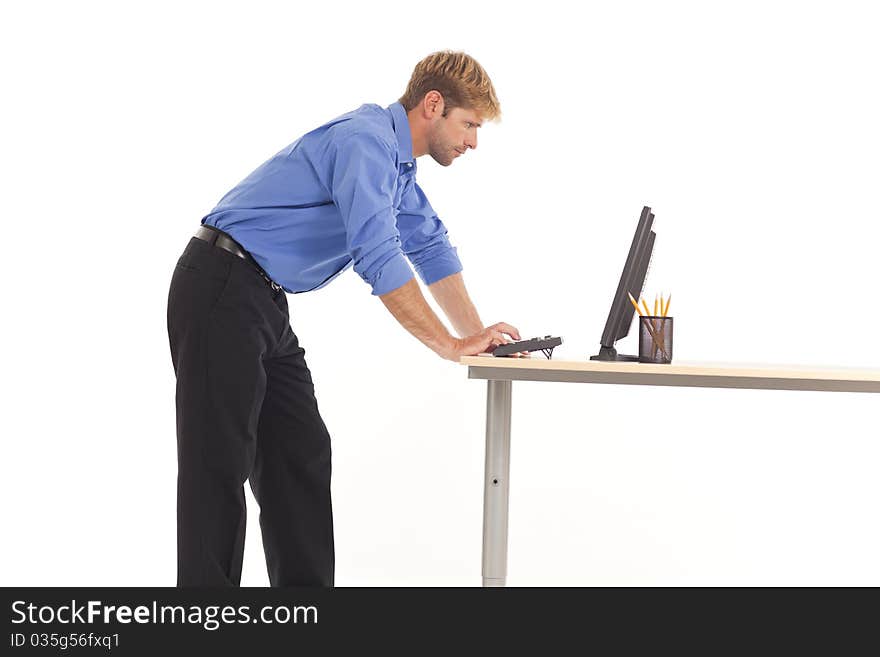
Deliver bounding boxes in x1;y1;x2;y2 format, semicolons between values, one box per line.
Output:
590;346;639;361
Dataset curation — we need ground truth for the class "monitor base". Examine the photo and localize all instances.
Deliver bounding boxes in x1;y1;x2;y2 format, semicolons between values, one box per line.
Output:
590;346;639;362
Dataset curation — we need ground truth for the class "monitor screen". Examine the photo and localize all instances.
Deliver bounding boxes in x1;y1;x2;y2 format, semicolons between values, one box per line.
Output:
590;206;656;361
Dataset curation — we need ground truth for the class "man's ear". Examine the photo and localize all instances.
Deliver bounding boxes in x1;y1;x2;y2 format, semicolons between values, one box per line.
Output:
423;90;445;119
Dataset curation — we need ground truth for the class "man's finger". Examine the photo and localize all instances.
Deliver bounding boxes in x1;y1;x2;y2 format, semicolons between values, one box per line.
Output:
492;322;520;340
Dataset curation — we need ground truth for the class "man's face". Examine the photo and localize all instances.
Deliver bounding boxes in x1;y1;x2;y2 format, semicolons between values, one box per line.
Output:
426;106;483;167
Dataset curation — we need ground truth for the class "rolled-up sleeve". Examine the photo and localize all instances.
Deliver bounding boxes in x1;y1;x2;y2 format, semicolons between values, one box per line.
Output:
396;181;463;285
329;133;414;296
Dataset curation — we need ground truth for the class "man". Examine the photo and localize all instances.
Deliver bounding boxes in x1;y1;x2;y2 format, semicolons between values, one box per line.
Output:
166;50;522;587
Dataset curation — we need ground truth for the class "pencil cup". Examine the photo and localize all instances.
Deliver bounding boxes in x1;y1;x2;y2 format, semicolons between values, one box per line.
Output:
638;316;673;364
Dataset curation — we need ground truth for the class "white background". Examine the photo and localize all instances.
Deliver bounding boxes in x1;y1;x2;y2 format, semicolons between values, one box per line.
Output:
2;0;879;586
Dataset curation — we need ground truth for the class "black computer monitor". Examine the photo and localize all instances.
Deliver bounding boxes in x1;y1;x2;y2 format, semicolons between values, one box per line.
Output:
590;206;656;361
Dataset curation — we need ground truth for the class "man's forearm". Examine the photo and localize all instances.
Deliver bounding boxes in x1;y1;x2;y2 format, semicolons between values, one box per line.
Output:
427;271;483;337
379;278;457;358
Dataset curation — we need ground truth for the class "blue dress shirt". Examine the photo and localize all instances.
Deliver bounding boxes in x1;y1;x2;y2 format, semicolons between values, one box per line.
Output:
201;102;463;295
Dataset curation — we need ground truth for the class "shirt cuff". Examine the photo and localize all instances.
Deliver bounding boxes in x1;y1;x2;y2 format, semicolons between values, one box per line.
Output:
367;250;415;296
413;246;463;286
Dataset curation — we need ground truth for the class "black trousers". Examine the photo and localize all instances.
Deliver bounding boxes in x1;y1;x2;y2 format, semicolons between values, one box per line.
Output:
166;235;334;586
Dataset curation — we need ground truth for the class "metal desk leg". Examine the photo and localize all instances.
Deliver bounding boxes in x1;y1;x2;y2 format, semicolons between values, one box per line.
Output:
482;379;512;587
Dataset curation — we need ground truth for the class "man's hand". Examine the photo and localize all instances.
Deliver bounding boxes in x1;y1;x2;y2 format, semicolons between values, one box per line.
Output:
440;322;528;361
378;278;528;361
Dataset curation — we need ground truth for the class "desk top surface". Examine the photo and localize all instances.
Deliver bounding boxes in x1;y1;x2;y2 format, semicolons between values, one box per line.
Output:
460;354;880;384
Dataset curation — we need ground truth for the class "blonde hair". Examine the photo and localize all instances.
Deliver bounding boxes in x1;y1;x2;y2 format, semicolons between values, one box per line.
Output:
399;51;501;121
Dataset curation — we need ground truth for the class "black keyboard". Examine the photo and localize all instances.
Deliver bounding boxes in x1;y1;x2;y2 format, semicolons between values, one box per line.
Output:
492;335;562;358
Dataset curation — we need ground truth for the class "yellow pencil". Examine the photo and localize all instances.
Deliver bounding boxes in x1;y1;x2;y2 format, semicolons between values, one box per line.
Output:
631;292;662;352
654;294;658;316
627;292;643;315
640;296;651;317
663;294;672;316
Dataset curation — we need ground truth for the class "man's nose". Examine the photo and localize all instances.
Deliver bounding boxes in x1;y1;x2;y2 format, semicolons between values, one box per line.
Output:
465;132;478;150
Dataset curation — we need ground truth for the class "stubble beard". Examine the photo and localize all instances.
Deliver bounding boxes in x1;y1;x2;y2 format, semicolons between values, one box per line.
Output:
427;128;456;167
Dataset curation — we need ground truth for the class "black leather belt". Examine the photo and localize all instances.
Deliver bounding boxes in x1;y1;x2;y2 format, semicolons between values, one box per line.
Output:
194;224;283;293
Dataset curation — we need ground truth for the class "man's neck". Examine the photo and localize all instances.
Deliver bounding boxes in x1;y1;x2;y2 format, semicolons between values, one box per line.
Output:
407;107;427;158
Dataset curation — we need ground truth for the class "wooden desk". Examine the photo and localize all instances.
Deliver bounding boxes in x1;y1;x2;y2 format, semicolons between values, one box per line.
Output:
460;355;880;586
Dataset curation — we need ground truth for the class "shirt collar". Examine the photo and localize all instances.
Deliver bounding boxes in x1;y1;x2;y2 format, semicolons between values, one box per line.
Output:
388;102;414;165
